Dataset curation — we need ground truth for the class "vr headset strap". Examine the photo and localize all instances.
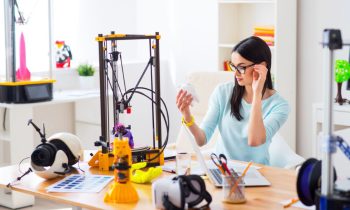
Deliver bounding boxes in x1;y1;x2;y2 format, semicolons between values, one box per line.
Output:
162;175;212;210
162;194;183;210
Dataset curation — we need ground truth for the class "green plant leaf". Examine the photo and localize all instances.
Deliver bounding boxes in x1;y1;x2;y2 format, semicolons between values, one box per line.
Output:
77;64;95;76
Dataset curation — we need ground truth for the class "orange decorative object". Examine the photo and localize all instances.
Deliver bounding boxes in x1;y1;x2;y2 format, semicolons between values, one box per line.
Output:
104;137;139;203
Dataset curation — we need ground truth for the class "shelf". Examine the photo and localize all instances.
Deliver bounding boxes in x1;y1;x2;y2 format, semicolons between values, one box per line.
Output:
219;43;275;49
218;0;274;4
219;43;236;48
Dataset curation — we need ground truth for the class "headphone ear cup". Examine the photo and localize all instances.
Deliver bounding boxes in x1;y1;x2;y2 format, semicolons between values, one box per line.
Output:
31;142;57;167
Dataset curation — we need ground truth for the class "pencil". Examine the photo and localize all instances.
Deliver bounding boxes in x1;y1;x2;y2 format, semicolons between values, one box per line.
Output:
229;161;252;196
283;198;299;208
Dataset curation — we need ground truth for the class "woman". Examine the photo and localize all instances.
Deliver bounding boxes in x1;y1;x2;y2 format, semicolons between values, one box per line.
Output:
176;36;289;165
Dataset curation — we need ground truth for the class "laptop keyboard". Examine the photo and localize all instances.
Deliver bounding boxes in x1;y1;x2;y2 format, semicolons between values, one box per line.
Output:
209;168;223;184
209;168;241;185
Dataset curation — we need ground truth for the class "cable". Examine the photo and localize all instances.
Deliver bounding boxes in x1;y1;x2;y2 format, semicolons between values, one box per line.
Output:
125;58;153;105
107;59;124;99
14;0;26;24
2;108;7;131
104;65;170;162
123;87;170;125
123;88;170;132
7;168;32;188
122;89;170;162
7;157;32;188
119;53;128;101
104;67;123;107
18;157;30;174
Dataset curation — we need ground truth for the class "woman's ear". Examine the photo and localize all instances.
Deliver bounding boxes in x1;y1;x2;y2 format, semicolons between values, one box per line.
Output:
260;61;267;67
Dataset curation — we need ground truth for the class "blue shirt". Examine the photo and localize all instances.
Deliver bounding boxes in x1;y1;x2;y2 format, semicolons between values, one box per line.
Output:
200;82;289;165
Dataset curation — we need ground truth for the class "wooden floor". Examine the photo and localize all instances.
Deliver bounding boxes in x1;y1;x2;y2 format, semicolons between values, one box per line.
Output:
0;198;71;210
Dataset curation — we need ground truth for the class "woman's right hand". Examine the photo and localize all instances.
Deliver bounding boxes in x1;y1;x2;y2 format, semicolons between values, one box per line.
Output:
176;89;193;121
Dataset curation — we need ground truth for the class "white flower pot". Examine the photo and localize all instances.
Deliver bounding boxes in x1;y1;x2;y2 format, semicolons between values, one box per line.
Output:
79;76;95;90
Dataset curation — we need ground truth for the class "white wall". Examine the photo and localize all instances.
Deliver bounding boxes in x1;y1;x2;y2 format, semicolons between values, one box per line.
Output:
60;0;218;145
168;0;218;84
297;0;350;158
0;2;4;77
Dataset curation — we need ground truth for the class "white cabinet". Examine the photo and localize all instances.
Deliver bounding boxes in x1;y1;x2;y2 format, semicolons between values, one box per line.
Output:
312;103;350;157
74;96;114;150
217;0;296;150
312;103;350;178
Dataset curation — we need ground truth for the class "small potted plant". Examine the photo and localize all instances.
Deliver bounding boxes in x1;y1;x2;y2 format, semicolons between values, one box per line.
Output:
77;64;96;89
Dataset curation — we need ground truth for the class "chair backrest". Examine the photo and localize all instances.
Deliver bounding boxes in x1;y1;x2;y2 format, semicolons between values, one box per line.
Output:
269;133;304;169
186;71;234;122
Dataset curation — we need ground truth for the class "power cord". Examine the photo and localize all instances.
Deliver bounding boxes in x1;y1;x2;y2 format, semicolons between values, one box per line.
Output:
18;157;30;174
122;88;170;162
7;168;32;188
6;156;32;188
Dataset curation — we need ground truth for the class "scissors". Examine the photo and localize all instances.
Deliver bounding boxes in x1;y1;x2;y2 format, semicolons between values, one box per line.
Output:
210;153;226;175
218;154;232;176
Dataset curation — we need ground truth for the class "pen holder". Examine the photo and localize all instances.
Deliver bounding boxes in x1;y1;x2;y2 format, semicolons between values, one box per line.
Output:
221;175;246;204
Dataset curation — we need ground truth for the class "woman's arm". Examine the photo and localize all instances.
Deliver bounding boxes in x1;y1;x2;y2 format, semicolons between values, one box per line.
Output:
183;118;207;146
176;90;207;146
248;63;268;146
248;93;266;146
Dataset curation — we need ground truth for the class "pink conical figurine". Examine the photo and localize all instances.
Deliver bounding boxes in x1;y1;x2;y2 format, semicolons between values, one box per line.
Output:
16;32;31;81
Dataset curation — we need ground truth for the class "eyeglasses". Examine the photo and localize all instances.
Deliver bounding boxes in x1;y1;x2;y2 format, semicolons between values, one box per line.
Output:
228;62;255;74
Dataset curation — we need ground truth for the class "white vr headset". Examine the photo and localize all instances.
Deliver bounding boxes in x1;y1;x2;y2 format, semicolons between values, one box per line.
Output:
152;175;212;210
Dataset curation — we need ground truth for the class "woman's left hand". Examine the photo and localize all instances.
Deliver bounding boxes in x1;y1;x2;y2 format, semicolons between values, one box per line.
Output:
252;63;268;96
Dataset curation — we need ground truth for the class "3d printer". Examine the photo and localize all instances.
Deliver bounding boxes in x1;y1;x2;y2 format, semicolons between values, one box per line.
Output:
297;29;350;210
89;31;169;171
0;0;54;103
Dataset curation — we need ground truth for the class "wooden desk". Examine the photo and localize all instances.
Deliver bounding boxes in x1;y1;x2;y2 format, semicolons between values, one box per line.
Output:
0;162;302;210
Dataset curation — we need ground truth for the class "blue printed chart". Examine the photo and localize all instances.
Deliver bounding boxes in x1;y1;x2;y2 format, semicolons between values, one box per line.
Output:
47;174;113;193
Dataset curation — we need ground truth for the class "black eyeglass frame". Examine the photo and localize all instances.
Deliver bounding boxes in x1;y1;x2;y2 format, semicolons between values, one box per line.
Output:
228;62;255;74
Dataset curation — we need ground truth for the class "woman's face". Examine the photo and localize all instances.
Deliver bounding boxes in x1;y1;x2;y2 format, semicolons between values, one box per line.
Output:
230;52;255;86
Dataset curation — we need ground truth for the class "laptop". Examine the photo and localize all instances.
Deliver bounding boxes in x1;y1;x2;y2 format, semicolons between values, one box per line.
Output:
183;126;271;187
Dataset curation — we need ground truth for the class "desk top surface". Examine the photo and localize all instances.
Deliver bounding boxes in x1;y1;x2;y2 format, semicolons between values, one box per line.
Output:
0;162;302;210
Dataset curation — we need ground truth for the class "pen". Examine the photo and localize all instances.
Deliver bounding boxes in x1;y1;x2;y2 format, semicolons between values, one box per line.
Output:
283;198;299;208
